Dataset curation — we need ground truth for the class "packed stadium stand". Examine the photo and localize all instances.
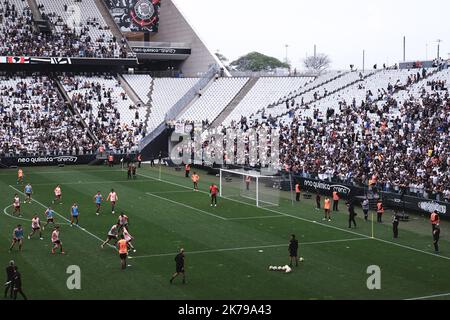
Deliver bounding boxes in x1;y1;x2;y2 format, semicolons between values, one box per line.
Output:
228;66;449;202
0;75;94;157
36;0;129;58
0;0;128;58
60;74;145;153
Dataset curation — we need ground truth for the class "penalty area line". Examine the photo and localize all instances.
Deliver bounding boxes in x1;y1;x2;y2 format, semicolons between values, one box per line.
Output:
227;215;289;221
129;237;370;259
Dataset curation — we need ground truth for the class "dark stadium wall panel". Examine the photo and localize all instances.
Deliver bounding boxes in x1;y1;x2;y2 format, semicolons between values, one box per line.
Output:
381;192;450;219
0;155;97;167
286;176;450;219
139;128;171;160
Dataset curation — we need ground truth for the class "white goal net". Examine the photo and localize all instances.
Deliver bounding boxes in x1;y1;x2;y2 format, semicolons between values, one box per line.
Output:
219;169;281;207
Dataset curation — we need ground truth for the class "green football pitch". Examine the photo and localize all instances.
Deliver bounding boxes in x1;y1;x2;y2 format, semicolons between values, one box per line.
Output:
0;164;449;300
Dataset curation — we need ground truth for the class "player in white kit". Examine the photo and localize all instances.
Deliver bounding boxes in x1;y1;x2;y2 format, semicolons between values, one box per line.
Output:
28;215;43;240
106;189;118;214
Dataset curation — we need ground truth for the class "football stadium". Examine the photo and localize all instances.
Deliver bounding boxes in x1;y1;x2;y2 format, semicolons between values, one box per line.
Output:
0;0;449;304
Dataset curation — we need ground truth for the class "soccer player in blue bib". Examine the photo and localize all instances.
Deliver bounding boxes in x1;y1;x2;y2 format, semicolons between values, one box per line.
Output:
24;184;32;204
70;203;80;227
9;225;24;252
44;207;55;230
93;191;103;216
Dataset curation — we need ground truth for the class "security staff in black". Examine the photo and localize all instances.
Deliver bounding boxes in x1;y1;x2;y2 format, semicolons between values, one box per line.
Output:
12;266;27;300
347;200;357;228
170;248;186;284
289;234;299;267
132;164;137;179
158;151;162;165
127;164;132;180
316;194;321;210
392;212;400;239
433;226;440;253
4;260;15;299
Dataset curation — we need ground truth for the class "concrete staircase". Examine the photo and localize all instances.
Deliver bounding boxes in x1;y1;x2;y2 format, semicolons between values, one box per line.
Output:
211;77;259;127
117;74;145;107
27;0;43;20
174;76;218;120
27;0;53;34
143;80;155;136
53;77;99;144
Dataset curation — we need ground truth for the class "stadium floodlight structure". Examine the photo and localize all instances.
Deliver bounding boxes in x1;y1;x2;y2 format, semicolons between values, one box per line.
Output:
219;168;282;208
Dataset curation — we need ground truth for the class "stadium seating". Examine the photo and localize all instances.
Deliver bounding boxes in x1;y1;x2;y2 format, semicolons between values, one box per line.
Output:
294;69;413;120
0;75;94;156
146;78;198;133
222;77;313;126
122;74;153;104
178;77;249;123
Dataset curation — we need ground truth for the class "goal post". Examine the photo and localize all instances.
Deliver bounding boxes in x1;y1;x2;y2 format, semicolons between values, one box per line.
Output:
219;168;281;207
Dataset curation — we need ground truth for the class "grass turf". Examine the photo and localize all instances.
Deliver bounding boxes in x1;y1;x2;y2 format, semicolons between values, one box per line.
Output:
0;164;449;300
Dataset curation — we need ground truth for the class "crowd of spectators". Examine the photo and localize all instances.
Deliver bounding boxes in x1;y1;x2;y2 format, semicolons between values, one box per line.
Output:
281;91;449;201
0;74;95;156
61;74;144;154
222;69;450;202
0;0;130;58
0;72;146;157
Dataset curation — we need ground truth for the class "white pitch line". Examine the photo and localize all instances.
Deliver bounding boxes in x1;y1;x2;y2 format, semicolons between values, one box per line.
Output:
373;237;450;261
28;179;153;187
3;204;71;226
227;215;289;221
146;192;227;221
0;169;124;176
136;170;450;262
404;292;450;300
146;190;194;194
129;237;370;259
9;185;116;249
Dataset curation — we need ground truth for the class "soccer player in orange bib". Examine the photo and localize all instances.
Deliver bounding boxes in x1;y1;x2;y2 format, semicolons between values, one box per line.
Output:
323;197;332;221
117;235;128;270
106;189;118;214
17;168;24;185
191;172;200;191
